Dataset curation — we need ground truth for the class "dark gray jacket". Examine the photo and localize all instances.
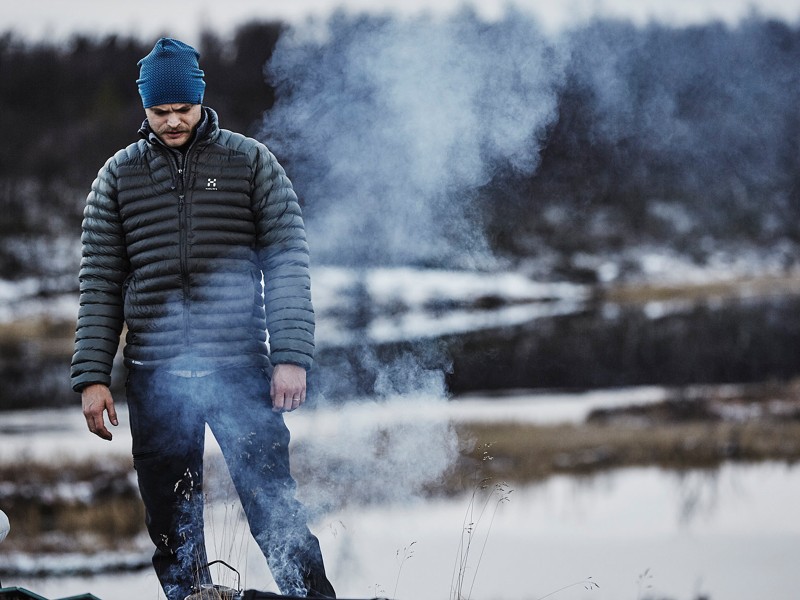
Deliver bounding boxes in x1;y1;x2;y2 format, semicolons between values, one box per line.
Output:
71;108;314;392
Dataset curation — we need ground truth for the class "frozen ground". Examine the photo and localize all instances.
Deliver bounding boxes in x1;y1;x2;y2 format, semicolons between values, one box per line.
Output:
4;252;798;348
0;385;674;463
0;265;590;347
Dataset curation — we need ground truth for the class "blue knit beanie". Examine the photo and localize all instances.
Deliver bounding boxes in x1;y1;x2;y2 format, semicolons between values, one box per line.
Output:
137;38;205;108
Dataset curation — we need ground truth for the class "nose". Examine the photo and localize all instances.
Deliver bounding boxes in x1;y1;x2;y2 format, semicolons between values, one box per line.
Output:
166;113;181;128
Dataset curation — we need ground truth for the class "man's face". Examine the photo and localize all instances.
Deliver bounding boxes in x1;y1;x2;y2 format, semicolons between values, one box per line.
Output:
145;103;202;148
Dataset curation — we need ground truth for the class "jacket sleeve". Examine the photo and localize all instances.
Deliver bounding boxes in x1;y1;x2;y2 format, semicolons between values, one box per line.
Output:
251;143;315;370
70;154;129;392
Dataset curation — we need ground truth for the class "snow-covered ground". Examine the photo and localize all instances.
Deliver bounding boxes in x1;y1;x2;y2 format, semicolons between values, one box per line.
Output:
4;249;799;349
311;265;591;346
0;265;591;348
0;385;672;464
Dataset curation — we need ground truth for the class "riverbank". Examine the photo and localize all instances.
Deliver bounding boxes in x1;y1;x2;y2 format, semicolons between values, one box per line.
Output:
450;379;800;489
1;379;798;559
6;460;799;600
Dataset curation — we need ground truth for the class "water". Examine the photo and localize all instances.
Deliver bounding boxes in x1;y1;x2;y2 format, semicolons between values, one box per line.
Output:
319;463;800;600
7;462;800;599
2;396;799;600
4;267;800;407
3;268;800;598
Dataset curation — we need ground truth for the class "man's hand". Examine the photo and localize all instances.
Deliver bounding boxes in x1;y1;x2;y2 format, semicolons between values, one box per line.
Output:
270;363;307;413
81;383;118;440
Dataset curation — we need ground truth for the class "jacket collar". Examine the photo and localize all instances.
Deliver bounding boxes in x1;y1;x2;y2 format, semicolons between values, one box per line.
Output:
138;106;219;150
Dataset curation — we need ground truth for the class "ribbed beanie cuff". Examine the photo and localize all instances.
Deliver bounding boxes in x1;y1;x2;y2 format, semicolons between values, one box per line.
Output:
137;38;205;108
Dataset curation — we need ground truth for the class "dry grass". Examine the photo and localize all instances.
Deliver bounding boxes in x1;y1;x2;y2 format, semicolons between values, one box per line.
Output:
0;317;74;342
0;455;143;553
3;388;800;553
440;380;800;492
5;496;145;553
452;419;800;489
601;272;800;305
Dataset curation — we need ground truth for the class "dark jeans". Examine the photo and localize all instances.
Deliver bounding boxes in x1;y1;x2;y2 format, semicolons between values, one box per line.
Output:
126;366;335;600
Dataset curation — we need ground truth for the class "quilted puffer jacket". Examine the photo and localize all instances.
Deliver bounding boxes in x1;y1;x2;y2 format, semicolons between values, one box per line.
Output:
70;107;314;392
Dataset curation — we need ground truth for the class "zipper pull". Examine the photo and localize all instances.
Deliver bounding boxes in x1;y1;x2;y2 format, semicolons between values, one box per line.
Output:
178;194;185;211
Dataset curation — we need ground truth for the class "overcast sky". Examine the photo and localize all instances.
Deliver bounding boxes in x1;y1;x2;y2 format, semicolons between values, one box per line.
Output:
6;0;800;45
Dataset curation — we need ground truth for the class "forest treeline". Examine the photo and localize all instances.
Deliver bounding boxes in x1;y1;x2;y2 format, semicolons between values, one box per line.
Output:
2;14;800;280
0;22;281;228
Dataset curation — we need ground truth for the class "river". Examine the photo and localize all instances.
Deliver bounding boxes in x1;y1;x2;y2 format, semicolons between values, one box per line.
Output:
2;266;800;598
2;393;799;600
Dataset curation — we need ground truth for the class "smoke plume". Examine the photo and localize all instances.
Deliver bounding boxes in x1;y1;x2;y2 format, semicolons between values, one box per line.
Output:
259;10;800;269
260;8;567;267
248;8;800;575
255;9;568;517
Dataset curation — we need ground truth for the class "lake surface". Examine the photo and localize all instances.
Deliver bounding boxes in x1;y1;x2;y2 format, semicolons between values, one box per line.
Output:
3;267;800;598
6;462;800;600
5;268;800;407
2;393;799;600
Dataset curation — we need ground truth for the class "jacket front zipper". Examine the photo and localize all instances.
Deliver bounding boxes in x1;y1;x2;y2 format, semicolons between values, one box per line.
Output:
175;153;191;348
158;121;207;355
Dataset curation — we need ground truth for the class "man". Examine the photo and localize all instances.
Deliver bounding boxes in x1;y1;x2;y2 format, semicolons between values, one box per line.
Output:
71;38;335;600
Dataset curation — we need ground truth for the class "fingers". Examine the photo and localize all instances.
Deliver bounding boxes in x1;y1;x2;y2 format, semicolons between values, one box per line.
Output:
107;401;119;427
270;364;307;413
271;389;306;413
87;412;113;441
81;384;117;441
83;402;113;440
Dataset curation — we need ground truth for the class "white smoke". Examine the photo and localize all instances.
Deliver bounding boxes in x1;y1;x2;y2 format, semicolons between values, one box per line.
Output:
261;8;567;267
251;6;571;521
290;351;460;512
